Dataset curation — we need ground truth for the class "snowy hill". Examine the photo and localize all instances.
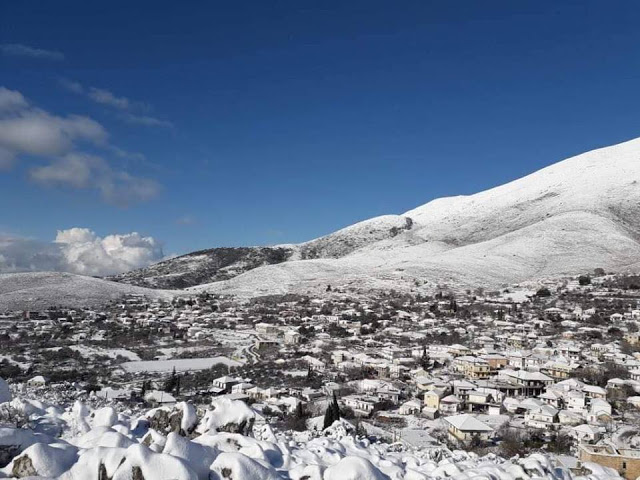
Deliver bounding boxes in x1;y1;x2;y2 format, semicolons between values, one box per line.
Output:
124;137;640;295
0;272;175;310
112;215;414;289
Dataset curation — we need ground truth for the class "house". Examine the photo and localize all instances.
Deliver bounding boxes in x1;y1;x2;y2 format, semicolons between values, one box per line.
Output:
26;376;47;388
145;390;176;405
231;382;255;395
584;385;607;400
212;376;240;394
454;356;492;379
573;424;603;443
539;390;563;409
525;405;559;430
343;395;377;415
498;369;553;396
398;399;422;415
95;387;131;401
579;445;640;480
480;353;508;370
439;395;462;415
423;388;445;409
466;391;495;412
588;398;613;424
443;414;493;442
255;323;279;336
284;330;302;345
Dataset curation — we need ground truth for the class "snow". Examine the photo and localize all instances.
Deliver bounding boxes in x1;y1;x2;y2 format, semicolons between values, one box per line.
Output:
324;456;389;480
196;398;256;434
209;451;282;480
180;402;198;433
1;441;78;478
0;392;625;480
0;271;175;310
121;356;242;373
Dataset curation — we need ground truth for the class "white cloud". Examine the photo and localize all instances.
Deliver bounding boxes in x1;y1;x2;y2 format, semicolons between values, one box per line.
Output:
29;153;161;206
88;87;131;110
120;112;173;128
0;90;107;157
59;79;172;128
0;86;160;206
0;43;64;61
0;87;29;112
0;228;163;276
58;78;84;94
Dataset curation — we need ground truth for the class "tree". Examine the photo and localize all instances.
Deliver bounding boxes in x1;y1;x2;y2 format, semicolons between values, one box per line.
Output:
164;367;178;393
420;346;430;369
536;288;551;297
579;275;591;286
323;392;341;429
285;402;309;431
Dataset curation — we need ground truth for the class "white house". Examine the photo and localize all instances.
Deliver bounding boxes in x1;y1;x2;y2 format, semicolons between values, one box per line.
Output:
443;414;493;442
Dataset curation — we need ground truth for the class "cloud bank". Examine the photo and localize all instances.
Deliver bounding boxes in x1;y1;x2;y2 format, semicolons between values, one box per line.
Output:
0;228;163;276
0;86;160;205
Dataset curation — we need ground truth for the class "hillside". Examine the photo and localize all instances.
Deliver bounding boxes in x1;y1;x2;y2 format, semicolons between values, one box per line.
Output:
111;215;414;289
0;272;175;311
125;137;640;296
109;246;297;289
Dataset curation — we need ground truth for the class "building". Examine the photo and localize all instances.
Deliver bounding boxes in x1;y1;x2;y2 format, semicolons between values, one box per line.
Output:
454;356;492;379
284;330;302;345
498;369;554;397
443;414;493;442
578;445;640;480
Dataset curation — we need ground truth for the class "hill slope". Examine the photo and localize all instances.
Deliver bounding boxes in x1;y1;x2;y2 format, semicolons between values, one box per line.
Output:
128;137;640;295
0;272;175;310
111;215;414;289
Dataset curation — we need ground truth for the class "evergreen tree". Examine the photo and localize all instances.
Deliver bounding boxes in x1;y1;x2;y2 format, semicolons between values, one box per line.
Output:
322;404;334;429
420;346;430;369
331;392;341;421
164;367;178;393
323;392;341;429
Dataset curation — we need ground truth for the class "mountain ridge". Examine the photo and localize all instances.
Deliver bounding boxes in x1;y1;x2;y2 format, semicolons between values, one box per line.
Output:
115;136;640;295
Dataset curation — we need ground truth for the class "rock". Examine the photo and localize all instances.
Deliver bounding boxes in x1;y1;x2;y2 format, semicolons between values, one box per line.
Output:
148;408;183;435
11;454;37;478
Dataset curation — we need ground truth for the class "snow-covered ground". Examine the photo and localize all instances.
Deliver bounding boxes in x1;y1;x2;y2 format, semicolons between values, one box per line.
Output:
0;272;175;310
0;392;625;480
120;357;243;374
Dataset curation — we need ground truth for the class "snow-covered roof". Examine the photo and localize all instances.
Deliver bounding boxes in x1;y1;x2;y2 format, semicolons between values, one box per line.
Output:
444;414;493;432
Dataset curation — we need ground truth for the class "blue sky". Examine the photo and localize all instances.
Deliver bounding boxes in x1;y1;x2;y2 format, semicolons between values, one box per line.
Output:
2;0;640;260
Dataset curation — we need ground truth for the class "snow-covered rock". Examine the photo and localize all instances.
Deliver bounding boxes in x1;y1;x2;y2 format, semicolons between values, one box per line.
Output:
196;398;256;435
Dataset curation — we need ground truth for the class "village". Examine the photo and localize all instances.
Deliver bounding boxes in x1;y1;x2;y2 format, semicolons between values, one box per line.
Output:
2;271;640;479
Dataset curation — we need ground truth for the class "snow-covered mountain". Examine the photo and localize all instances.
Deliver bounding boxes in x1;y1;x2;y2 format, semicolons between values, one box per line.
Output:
120;136;640;295
0;272;174;311
111;216;414;289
